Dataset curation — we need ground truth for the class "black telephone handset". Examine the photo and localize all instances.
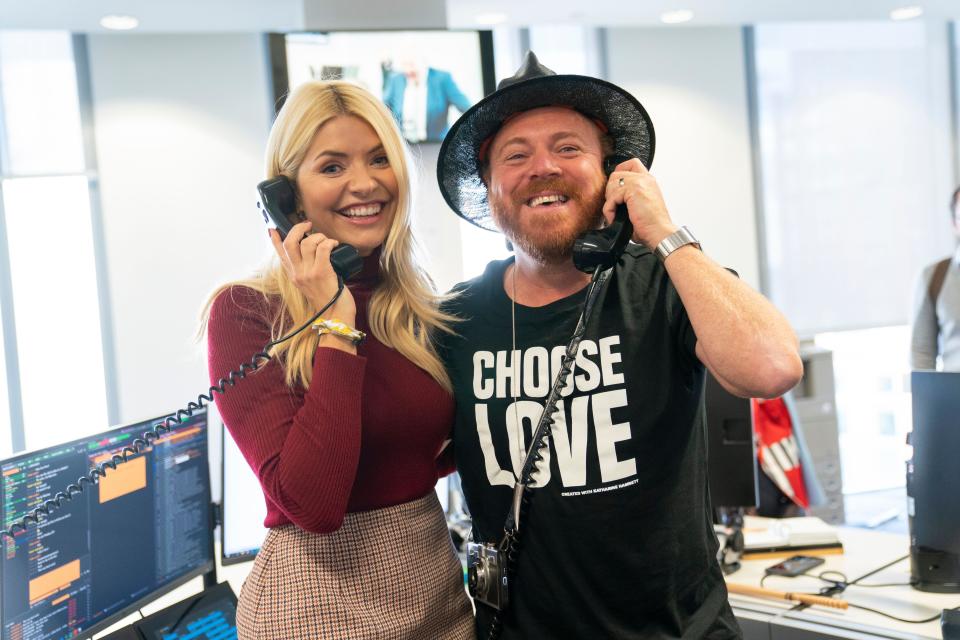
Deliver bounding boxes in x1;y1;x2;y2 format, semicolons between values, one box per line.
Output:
572;155;636;274
256;176;364;279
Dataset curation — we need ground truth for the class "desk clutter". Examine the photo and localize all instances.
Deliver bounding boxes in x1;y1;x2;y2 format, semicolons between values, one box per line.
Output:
742;515;842;559
725;525;960;640
101;581;238;640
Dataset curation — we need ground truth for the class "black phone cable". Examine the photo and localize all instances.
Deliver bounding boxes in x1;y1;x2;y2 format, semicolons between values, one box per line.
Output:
2;277;346;540
484;267;609;640
765;555;956;624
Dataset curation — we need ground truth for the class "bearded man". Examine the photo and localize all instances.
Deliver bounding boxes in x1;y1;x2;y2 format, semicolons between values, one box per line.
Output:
436;53;803;639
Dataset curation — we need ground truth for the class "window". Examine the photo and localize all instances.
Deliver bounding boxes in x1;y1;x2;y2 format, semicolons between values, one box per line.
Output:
0;31;109;452
751;22;956;498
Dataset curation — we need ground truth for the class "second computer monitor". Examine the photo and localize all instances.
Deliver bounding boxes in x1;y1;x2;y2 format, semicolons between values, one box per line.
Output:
705;373;759;510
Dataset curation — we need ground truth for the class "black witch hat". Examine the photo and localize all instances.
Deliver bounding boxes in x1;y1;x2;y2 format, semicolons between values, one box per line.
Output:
436;51;655;231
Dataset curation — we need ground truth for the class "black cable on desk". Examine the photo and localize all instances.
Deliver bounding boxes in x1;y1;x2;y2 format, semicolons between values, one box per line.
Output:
844;602;946;624
847;554;909;586
761;554;960;624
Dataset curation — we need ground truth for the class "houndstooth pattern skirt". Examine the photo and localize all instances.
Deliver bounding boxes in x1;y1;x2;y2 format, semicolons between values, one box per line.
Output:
236;491;475;640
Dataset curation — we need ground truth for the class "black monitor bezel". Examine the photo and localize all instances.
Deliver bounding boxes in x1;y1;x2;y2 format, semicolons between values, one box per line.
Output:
704;373;760;510
0;408;215;640
266;29;497;119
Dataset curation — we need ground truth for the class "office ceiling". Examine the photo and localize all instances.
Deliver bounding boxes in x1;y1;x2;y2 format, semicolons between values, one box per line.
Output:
0;0;958;33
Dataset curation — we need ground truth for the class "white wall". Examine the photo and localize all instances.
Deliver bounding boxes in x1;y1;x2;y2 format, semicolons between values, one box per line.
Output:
606;27;761;288
84;33;467;449
87;34;276;499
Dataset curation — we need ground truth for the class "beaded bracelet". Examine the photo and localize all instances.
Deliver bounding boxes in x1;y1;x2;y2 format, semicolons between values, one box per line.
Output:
311;318;366;345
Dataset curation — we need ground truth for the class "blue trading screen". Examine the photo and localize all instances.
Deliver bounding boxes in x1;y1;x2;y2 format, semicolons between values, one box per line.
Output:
0;410;213;640
147;607;237;640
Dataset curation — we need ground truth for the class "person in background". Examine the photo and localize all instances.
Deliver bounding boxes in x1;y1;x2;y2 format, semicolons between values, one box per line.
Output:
911;186;960;371
382;56;472;142
437;52;803;639
202;81;473;640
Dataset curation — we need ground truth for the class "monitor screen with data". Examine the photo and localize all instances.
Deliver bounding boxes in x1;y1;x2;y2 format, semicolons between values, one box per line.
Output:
0;410;214;640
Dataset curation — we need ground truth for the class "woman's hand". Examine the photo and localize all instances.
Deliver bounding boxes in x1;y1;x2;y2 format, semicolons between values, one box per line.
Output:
270;222;356;325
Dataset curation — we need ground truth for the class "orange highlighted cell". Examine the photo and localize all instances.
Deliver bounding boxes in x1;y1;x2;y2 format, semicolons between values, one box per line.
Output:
29;559;80;604
52;593;70;606
97;455;146;503
3;467;20;476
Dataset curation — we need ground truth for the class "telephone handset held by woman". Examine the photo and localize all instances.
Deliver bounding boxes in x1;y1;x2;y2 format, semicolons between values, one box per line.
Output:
4;173;365;540
256;176;364;279
571;155;635;274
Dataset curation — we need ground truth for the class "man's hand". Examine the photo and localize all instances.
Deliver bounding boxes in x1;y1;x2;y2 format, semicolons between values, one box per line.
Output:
602;157;677;250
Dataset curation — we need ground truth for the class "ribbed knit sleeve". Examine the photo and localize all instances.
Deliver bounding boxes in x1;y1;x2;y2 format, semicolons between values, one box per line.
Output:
207;286;365;533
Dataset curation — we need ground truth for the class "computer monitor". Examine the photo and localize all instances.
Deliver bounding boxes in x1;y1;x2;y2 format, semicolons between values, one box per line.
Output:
0;409;214;640
704;373;759;510
221;426;456;564
220;430;268;566
908;370;960;592
272;30;496;143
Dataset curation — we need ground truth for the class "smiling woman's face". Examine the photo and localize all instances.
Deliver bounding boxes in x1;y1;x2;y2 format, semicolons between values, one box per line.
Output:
295;115;399;256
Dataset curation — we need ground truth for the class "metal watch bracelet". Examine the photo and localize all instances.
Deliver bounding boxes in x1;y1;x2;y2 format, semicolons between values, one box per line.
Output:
654;226;701;261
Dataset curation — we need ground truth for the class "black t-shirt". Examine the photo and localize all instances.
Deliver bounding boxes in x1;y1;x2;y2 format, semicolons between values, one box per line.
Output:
441;245;741;639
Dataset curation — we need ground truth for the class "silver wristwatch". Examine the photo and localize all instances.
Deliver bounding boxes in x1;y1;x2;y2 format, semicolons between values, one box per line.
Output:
654;226;701;261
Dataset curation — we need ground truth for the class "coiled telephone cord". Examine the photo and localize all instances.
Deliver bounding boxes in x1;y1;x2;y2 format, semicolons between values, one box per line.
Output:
485;267;609;640
1;277;345;540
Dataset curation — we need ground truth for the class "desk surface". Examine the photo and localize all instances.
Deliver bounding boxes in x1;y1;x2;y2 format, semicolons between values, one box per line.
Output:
95;527;958;639
727;526;960;639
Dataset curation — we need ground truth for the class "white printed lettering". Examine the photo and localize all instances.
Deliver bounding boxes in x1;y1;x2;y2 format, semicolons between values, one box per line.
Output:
598;335;624;386
551;396;590;487
522;346;550;398
473;351;495;399
592;389;636;483
495;350;520;399
475;404;516;487
574;340;601;392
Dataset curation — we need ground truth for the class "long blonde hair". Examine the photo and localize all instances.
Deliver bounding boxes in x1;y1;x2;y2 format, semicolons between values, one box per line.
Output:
203;81;455;391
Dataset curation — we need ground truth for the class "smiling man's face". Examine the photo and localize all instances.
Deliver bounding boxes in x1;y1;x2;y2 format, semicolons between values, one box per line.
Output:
486;106;608;263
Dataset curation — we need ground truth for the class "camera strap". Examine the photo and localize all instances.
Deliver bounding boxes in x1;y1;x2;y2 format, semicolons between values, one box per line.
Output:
503;265;611;535
478;266;612;640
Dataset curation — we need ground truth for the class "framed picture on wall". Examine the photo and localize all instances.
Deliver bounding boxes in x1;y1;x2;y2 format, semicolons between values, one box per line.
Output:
269;30;495;144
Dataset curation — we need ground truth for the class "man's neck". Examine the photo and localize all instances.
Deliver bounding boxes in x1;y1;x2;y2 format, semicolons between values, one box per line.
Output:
505;250;591;307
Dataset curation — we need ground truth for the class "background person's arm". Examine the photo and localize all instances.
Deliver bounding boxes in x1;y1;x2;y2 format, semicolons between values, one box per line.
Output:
910;266;939;370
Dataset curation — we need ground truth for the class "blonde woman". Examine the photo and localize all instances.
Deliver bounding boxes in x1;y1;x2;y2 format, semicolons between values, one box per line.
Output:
204;81;474;640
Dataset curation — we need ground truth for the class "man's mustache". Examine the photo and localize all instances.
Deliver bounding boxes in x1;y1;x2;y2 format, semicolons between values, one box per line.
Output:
512;178;584;207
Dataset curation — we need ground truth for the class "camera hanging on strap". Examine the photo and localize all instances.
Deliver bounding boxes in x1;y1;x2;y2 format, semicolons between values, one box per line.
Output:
466;264;615;639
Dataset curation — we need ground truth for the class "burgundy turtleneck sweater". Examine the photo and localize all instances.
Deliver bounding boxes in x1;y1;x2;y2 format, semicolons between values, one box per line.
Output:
206;252;454;534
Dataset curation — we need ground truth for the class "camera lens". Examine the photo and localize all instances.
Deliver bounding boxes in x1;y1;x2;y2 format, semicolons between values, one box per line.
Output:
474;561;489;594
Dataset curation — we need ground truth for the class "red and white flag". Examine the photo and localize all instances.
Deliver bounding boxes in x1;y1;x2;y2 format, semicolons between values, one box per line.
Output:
752;397;809;509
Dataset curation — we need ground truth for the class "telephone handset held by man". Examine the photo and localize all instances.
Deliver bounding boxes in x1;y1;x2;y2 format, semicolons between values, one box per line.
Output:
256;176;364;279
571;155;635;274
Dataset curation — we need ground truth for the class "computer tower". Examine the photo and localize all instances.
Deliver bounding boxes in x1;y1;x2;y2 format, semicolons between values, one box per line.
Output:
907;371;960;593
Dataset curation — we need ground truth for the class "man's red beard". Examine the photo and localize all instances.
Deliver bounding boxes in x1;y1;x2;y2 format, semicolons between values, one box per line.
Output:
490;177;606;264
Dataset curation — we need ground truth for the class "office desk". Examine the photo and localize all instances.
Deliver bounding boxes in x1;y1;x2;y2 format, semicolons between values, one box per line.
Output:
727;527;960;639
